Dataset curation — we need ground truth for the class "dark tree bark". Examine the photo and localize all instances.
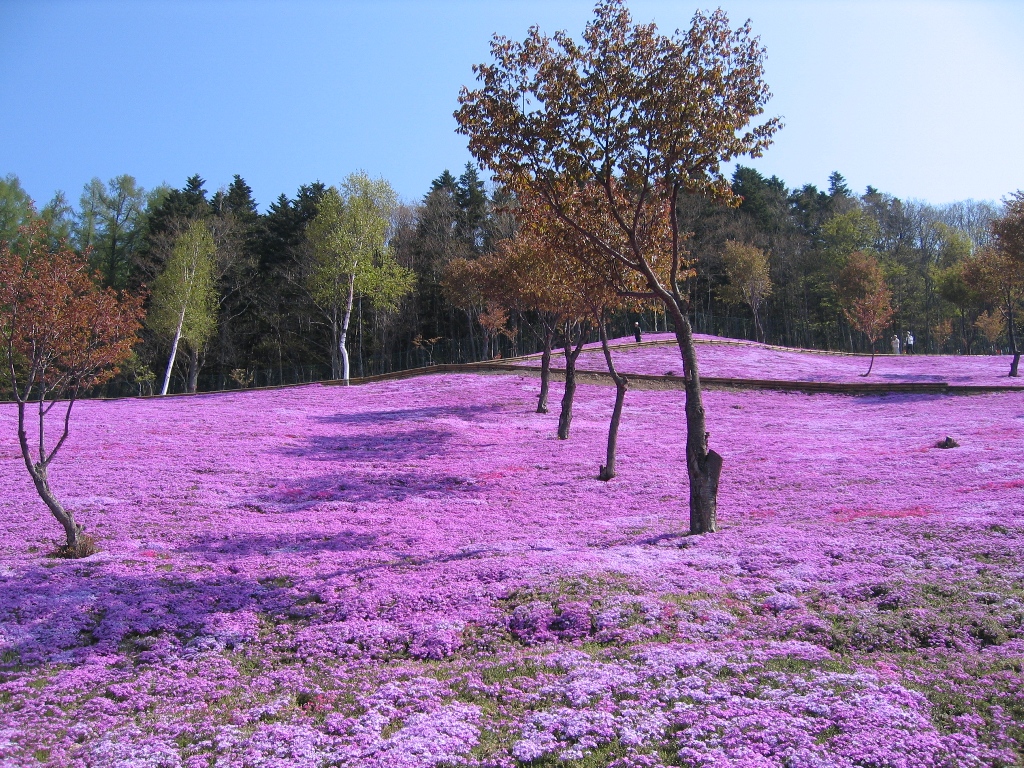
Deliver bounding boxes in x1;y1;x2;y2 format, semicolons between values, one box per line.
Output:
1007;297;1020;377
665;298;723;533
17;397;83;548
862;346;877;377
537;323;554;414
557;323;586;440
598;317;628;481
186;345;201;393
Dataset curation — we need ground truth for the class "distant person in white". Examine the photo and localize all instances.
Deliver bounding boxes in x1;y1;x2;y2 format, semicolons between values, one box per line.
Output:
904;330;914;355
891;334;901;355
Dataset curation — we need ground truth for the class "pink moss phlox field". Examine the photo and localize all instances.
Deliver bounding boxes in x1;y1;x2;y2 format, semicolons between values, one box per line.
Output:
522;333;1024;387
1;342;1023;766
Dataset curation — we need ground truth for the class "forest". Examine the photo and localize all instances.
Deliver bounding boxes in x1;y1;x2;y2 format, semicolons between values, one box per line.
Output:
0;162;1013;396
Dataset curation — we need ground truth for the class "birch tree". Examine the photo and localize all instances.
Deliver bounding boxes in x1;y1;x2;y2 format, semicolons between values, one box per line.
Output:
306;174;414;382
148;220;218;395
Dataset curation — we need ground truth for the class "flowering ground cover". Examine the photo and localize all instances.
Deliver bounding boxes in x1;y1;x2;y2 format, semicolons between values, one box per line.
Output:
519;333;1024;388
1;345;1023;767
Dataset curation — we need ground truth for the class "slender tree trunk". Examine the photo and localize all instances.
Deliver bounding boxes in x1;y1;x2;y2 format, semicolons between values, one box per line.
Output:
339;273;355;383
753;305;765;344
17;399;82;548
330;306;340;380
537;325;553;414
465;310;477;360
557;324;585;440
1007;296;1020;377
358;296;364;379
598;318;628;481
186;345;200;393
161;306;187;395
862;339;876;377
667;301;722;534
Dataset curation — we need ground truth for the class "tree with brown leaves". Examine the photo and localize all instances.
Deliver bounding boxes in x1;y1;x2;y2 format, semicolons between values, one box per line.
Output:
1;221;144;555
988;191;1024;375
837;251;894;376
456;0;779;532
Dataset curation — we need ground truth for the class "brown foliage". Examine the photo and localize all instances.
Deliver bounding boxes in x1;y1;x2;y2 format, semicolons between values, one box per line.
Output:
1;221;144;397
837;251;894;350
1;220;144;551
454;0;778;533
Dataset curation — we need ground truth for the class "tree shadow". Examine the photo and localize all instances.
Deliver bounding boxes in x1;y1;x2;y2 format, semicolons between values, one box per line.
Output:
311;404;495;426
264;403;500;507
0;563;266;670
282;427;454;463
179;528;380;559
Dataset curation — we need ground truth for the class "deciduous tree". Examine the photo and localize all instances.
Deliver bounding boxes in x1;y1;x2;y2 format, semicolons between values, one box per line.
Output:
837;251;894;376
719;240;772;342
0;221;143;553
456;0;779;532
149;220;218;395
306;174;414;382
989;191;1024;375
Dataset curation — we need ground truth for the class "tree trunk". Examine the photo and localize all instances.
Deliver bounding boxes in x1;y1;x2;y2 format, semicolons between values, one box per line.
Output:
862;345;876;376
358;296;364;379
1008;298;1020;377
330;306;340;380
186;345;200;393
598;318;628;481
753;305;764;344
557;325;585;440
160;306;187;395
667;301;722;534
537;325;553;414
339;273;355;383
17;400;82;548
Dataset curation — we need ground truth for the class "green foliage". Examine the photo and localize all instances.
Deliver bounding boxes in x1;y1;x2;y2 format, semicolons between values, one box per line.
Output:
75;175;148;289
0;173;35;244
148;220;218;349
307;173;413;314
820;209;880;263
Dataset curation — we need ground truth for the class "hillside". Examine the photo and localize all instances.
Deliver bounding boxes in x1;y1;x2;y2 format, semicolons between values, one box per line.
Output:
1;343;1022;767
518;333;1024;387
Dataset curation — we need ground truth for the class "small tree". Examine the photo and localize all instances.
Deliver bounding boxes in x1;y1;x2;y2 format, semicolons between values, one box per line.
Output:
974;310;1003;351
988;191;1024;376
0;221;144;554
306;174;414;382
966;245;1024;377
148;220;218;395
719;240;772;342
837;251;894;376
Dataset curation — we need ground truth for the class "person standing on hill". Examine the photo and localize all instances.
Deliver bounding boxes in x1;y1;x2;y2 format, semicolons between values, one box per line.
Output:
905;330;914;354
633;322;643;343
891;334;901;355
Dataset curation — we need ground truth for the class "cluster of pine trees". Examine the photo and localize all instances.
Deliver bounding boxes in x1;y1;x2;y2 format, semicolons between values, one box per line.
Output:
0;164;1010;395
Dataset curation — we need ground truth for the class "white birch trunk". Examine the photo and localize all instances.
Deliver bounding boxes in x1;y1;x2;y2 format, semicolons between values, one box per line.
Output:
339;271;356;383
161;306;187;396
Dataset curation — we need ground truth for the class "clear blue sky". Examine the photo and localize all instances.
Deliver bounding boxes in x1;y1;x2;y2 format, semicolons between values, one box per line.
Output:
2;1;1021;211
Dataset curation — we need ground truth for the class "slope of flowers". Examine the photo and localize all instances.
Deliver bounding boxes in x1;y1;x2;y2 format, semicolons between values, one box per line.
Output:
522;334;1024;387
1;347;1023;767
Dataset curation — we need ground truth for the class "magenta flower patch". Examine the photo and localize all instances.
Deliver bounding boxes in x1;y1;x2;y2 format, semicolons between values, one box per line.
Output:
1;342;1022;766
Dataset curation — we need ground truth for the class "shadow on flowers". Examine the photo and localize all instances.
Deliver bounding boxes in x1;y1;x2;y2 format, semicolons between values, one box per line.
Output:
0;562;273;670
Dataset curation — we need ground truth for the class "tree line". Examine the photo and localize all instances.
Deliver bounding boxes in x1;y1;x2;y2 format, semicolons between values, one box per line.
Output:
0;158;1017;398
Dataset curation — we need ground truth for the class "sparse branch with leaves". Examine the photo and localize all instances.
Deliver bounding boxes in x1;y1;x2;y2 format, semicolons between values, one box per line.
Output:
0;221;144;554
456;0;779;532
306;174;414;382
